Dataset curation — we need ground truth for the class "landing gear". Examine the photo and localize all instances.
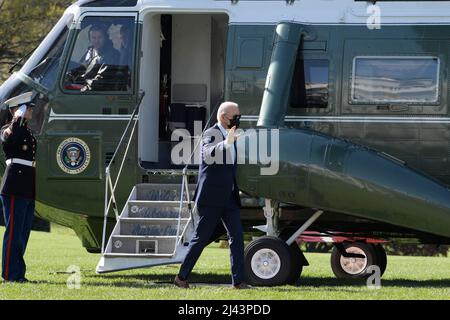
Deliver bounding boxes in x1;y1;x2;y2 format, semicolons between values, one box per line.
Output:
279;230;309;285
244;236;291;286
245;199;321;286
245;199;390;286
245;238;308;286
330;243;387;279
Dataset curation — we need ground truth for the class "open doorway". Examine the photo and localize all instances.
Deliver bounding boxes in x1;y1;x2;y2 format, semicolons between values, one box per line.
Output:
138;12;229;169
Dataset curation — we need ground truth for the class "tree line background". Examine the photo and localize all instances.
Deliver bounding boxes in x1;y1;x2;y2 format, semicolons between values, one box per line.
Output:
0;0;73;84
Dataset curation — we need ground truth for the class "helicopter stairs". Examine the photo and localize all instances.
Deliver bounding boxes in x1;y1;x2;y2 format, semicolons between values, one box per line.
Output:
96;182;197;273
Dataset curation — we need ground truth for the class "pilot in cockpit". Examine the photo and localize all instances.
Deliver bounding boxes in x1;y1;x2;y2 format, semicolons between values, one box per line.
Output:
76;25;120;91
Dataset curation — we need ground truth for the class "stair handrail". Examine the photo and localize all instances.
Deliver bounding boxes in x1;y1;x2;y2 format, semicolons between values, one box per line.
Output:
173;96;224;253
173;167;189;253
101;91;145;254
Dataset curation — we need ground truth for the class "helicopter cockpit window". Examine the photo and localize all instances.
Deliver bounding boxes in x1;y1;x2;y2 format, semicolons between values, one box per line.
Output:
63;16;135;93
8;13;73;93
28;21;71;90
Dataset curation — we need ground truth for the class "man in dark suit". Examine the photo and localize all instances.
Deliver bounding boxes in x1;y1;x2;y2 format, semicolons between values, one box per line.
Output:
67;25;120;92
175;102;248;289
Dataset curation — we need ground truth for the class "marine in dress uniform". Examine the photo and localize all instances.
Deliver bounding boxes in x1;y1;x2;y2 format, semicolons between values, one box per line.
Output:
0;92;37;283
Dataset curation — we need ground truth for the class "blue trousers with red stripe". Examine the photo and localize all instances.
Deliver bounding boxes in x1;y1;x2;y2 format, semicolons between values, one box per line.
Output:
1;195;35;281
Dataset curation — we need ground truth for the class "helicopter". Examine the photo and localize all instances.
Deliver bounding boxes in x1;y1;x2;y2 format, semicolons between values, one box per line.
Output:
1;0;450;286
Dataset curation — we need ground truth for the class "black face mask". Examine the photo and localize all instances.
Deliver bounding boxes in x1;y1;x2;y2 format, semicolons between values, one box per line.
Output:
226;115;241;129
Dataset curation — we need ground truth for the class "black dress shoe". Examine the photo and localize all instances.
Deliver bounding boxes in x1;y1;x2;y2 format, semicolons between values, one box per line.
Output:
174;275;190;289
2;278;29;283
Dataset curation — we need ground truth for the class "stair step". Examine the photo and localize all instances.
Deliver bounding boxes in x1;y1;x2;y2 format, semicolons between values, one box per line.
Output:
146;169;198;176
110;235;178;254
101;182;195;261
103;252;175;258
127;200;191;219
135;183;196;201
119;218;189;236
128;200;186;205
120;217;189;223
112;235;178;239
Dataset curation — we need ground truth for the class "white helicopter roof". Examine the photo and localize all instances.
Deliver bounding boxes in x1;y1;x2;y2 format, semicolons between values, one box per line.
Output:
68;0;450;25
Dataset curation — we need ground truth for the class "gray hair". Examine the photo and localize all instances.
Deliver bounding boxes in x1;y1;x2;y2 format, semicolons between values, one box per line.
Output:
217;101;239;122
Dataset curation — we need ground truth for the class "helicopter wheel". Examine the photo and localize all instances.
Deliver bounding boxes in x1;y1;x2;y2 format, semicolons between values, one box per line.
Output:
373;244;387;277
330;242;378;279
244;236;291;286
285;242;305;285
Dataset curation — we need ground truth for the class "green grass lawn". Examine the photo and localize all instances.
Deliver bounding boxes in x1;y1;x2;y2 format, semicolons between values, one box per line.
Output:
0;224;449;300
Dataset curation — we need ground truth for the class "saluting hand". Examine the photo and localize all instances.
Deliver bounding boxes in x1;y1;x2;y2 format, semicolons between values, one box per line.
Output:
226;126;240;145
14;105;27;119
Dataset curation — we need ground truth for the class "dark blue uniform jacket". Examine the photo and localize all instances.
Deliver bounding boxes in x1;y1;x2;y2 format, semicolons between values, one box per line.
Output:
0;118;36;199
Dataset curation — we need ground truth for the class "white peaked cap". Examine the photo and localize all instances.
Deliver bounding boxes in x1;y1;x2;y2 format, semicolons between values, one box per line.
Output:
4;91;34;109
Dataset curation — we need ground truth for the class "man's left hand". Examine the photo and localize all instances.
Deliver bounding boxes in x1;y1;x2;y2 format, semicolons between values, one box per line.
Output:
227;126;240;144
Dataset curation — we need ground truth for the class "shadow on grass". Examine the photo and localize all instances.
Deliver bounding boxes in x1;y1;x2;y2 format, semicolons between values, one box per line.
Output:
82;272;450;290
298;277;450;288
84;272;232;288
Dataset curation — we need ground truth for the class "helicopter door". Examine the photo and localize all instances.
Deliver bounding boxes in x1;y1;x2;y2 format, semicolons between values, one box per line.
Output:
138;13;229;169
138;13;160;165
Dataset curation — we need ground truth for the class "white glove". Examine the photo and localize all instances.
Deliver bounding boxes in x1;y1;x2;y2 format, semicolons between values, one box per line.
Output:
14;105;27;118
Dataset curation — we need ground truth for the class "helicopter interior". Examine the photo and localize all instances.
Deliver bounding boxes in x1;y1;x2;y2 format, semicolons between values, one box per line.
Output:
138;13;229;170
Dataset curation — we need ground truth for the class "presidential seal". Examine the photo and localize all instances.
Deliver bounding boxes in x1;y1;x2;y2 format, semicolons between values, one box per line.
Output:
56;137;91;174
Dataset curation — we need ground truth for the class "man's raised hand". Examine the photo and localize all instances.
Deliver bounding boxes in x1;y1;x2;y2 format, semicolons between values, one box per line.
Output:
226;126;240;145
14;105;27;119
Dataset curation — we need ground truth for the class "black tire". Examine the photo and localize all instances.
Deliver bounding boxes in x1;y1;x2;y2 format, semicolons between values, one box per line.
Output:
373;244;387;277
330;242;377;279
286;243;304;285
278;230;307;285
244;236;291;286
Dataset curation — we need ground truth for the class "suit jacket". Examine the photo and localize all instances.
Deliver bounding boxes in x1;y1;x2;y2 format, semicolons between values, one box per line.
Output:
0;117;37;199
76;45;121;91
193;123;241;208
